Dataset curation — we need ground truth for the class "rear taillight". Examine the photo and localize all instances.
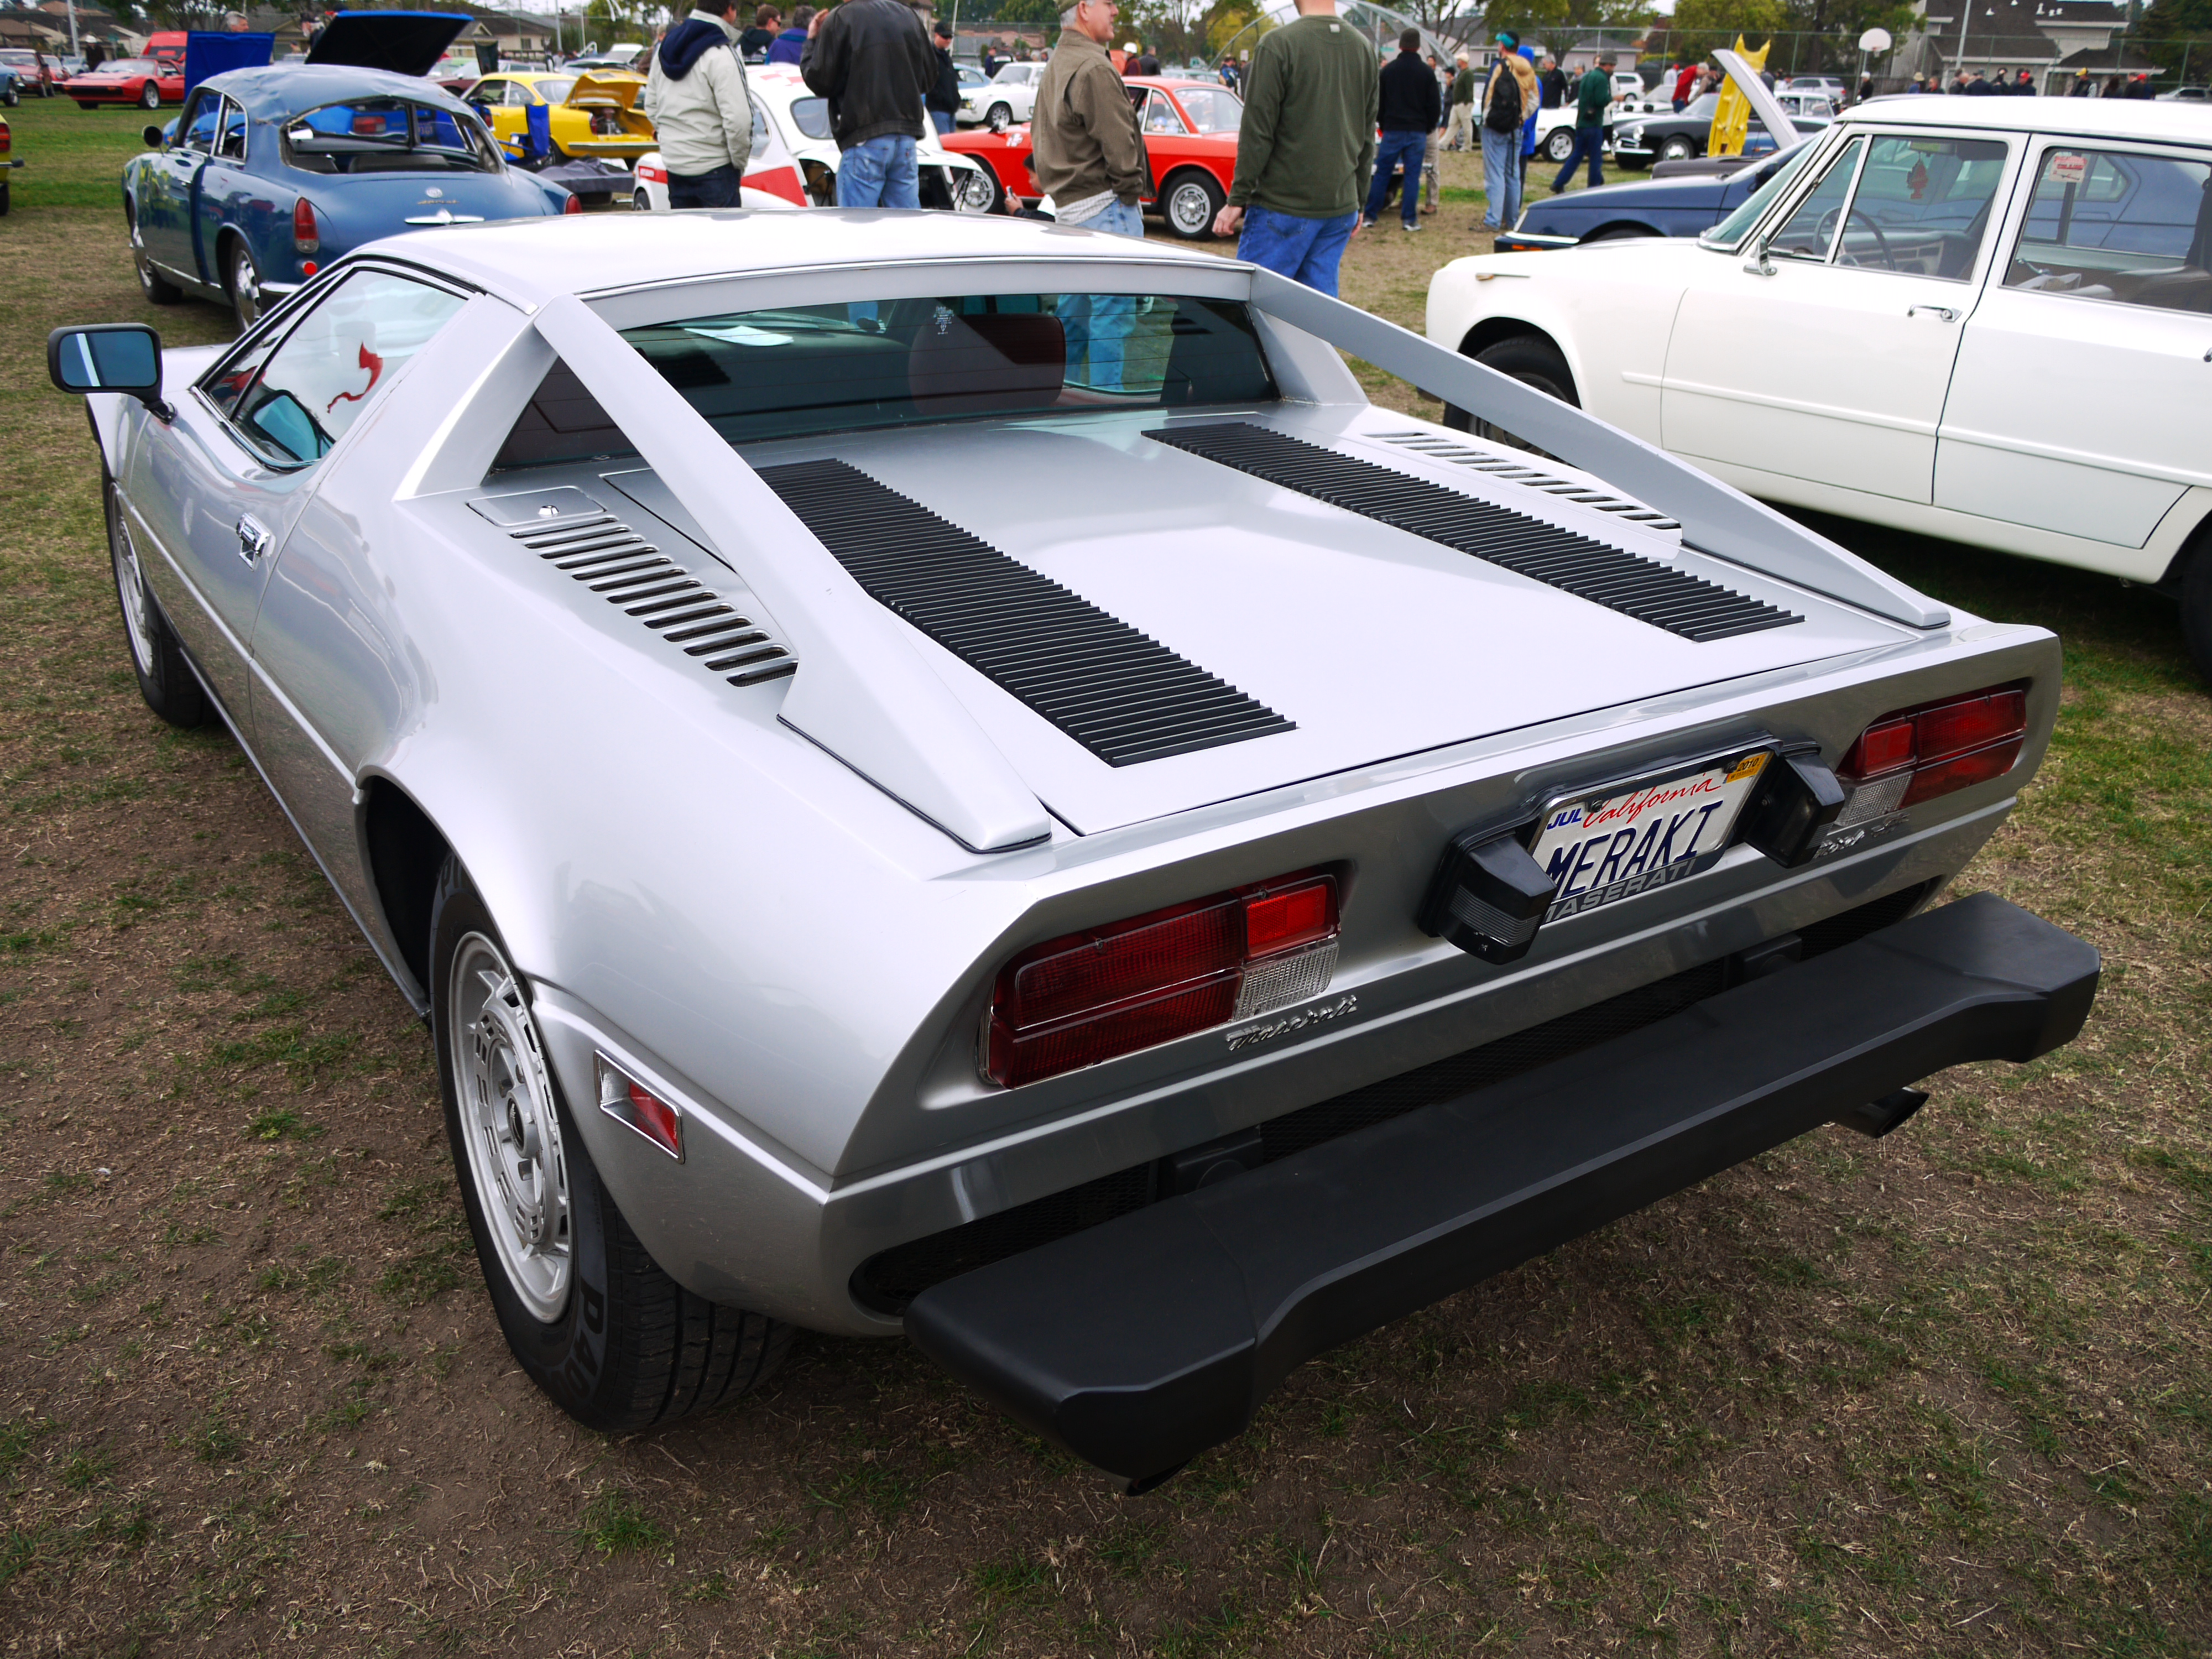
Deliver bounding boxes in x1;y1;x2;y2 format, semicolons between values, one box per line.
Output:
985;872;1340;1088
1836;683;2028;826
563;190;583;214
292;197;318;253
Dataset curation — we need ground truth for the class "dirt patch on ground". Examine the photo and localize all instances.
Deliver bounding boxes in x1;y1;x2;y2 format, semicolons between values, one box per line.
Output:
3;108;2211;1656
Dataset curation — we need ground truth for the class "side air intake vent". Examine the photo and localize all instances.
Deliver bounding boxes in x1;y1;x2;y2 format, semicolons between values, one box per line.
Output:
1147;422;1798;644
471;489;795;687
1369;429;1682;534
757;458;1293;767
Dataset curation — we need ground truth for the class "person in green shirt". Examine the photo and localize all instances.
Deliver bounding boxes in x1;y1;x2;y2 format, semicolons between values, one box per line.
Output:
1211;0;1378;296
1446;51;1475;151
1551;51;1615;193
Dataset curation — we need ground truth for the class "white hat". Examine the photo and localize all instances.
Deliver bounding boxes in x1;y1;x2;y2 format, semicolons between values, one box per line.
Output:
1124;41;1138;51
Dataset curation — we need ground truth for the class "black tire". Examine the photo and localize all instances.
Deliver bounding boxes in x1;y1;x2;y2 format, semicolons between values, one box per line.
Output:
107;476;210;728
430;855;793;1435
1657;134;1697;163
1441;333;1579;453
985;101;1011;133
950;163;999;215
128;204;181;305
2182;537;2212;685
1157;168;1224;239
0;182;8;218
139;81;159;111
1543;126;1575;163
1587;224;1653;242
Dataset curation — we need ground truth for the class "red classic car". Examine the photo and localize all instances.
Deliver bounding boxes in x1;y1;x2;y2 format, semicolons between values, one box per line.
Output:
66;56;185;109
940;75;1241;239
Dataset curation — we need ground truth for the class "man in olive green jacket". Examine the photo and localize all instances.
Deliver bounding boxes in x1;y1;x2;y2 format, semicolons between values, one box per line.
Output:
1212;0;1376;296
1035;0;1148;387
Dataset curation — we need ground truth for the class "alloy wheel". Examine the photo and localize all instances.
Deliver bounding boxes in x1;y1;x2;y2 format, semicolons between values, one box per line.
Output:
448;933;572;1324
229;244;261;331
986;102;1011;133
108;491;156;679
1167;179;1214;236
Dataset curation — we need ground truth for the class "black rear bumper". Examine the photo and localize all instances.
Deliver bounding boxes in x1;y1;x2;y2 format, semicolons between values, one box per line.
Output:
904;894;2098;1484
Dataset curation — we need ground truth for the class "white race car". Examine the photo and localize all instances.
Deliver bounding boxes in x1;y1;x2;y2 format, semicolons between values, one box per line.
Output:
50;211;2094;1489
1428;94;2212;675
634;63;997;212
959;59;1041;131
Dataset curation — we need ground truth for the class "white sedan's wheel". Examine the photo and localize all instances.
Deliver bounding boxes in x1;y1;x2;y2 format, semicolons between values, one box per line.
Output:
449;930;572;1323
985;101;1012;133
952;165;998;214
1544;127;1575;163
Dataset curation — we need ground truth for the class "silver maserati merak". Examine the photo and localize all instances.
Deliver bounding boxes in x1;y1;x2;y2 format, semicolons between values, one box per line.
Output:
49;213;2098;1489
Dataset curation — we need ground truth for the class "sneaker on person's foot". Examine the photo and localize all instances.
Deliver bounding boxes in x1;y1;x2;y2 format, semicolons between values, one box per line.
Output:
1405;221;1423;232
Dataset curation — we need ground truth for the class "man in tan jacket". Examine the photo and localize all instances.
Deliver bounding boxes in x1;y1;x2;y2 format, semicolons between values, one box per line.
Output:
1034;0;1148;387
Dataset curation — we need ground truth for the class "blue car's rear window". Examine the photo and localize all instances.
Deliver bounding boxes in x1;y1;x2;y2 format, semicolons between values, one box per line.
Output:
281;98;502;173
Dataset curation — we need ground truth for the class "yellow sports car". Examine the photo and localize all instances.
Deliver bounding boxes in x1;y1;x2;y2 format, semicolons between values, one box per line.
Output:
466;69;655;164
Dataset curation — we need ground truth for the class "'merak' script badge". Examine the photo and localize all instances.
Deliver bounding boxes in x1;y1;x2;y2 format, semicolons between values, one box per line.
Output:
1225;994;1359;1052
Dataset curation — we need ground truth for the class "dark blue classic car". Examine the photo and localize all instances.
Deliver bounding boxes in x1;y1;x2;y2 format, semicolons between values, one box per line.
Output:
1496;138;1817;252
123;13;573;332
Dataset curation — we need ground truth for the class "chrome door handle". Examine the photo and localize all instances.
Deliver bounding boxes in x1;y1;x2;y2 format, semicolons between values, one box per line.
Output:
236;514;272;565
1907;305;1959;322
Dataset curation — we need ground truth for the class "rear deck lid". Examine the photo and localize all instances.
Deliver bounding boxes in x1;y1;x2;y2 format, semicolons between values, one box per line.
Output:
612;405;1917;836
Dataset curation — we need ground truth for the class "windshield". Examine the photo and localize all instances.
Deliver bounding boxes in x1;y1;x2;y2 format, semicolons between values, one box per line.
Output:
494;291;1278;467
1700;138;1822;249
103;58;160;74
1682;93;1720;121
1173;86;1241;133
283;99;503;173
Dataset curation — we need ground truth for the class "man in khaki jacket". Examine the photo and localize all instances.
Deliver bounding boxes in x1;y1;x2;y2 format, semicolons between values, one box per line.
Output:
1034;0;1148;388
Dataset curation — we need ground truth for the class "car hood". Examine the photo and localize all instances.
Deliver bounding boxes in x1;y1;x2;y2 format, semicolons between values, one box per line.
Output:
306;11;471;77
566;69;644;109
609;406;1915;835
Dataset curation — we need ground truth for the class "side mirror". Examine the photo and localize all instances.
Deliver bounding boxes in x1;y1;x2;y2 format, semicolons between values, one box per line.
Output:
143;123;165;148
48;325;172;420
1743;231;1777;276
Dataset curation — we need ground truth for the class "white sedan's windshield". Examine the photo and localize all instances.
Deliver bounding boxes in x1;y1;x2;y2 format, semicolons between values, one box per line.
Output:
1701;139;1821;249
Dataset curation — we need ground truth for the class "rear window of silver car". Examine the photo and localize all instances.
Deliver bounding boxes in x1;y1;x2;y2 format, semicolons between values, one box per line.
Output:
493;292;1278;467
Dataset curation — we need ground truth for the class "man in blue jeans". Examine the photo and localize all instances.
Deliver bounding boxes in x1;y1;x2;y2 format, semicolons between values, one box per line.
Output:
1212;0;1378;296
1552;51;1614;194
1362;29;1439;232
801;0;937;208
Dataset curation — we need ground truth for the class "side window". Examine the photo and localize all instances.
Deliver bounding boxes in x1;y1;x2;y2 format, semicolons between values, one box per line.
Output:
179;91;222;154
1834;134;2008;279
220;271;467;467
1768;135;1865;262
503;80;536;107
750;96;769;152
2005;146;2212;312
215;96;247;162
1142;90;1185;134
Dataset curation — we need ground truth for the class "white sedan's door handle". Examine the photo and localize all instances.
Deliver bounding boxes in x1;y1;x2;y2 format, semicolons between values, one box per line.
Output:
1907;305;1959;322
236;514;273;565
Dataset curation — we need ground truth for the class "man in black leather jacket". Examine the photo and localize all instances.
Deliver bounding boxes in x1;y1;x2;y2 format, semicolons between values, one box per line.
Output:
801;0;938;207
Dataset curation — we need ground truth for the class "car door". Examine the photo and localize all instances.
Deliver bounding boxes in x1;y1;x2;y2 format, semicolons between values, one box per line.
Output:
244;268;469;900
135;89;219;275
191;93;251;286
1935;138;2212;548
1662;127;2017;504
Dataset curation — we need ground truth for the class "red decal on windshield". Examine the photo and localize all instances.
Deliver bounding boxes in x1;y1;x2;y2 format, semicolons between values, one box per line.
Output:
326;342;384;413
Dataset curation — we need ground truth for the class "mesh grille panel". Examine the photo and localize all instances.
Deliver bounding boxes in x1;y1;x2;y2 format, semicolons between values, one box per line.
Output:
756;457;1294;767
1146;422;1799;643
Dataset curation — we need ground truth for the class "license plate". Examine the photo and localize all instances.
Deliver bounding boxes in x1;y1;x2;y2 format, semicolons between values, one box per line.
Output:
1532;750;1772;922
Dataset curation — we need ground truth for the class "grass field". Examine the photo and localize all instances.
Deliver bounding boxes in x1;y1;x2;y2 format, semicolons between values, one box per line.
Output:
3;95;2211;1656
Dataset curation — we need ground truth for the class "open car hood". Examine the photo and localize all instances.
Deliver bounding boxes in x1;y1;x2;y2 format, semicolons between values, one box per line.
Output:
566;69;644;110
305;11;471;77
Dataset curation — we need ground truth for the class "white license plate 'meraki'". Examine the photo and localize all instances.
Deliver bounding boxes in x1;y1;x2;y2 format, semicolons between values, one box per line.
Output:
1532;751;1772;922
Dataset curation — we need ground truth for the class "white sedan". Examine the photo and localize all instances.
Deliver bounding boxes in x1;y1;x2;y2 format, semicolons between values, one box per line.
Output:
634;64;998;213
1429;96;2212;674
959;60;1041;131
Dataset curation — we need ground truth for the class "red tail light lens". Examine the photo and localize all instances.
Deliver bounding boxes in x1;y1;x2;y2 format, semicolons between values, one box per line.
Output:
1837;683;2027;826
985;872;1340;1088
563;190;584;214
292;197;318;253
594;1055;682;1160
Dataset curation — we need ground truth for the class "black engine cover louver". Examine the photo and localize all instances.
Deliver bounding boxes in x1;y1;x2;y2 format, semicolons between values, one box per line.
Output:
757;458;1294;768
1146;422;1801;643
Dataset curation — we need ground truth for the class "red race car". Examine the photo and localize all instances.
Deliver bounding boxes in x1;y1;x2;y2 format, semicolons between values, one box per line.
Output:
941;75;1241;239
66;56;185;111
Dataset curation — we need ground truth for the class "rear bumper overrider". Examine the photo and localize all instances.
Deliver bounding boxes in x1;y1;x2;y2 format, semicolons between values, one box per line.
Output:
902;893;2097;1485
